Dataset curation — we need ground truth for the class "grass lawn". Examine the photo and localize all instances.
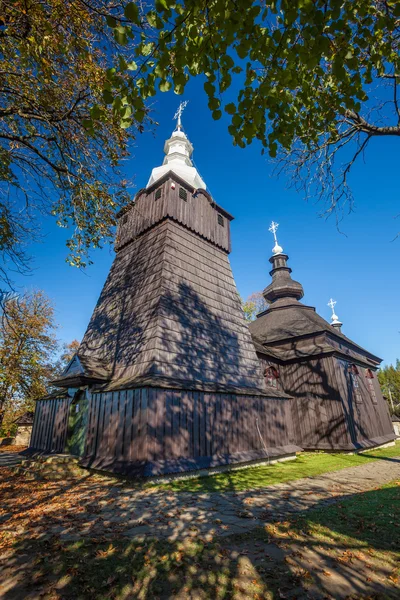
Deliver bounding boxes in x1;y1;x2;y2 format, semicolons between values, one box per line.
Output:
154;440;400;493
1;480;399;599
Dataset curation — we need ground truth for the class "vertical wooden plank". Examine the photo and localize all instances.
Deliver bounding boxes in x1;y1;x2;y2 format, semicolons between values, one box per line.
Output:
172;390;180;458
30;401;39;448
116;390;127;463
154;388;165;461
124;390;134;462
140;388;148;462
130;389;141;462
193;391;199;458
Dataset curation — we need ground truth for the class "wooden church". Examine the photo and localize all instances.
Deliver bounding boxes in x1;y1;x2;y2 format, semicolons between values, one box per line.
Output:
249;226;395;452
29;109;395;476
29;110;300;476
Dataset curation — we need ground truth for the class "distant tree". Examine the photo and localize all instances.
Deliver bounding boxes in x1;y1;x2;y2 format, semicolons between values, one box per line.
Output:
242;291;268;323
0;0;149;291
52;339;81;378
60;339;81;368
378;360;400;416
0;291;58;430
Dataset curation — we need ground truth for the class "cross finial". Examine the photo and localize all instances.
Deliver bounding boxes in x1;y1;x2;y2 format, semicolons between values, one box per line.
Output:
269;221;283;255
173;100;189;130
328;298;342;326
328;298;336;313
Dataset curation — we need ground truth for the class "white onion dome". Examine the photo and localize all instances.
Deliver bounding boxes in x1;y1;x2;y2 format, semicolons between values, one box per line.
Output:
272;243;283;255
146;126;206;190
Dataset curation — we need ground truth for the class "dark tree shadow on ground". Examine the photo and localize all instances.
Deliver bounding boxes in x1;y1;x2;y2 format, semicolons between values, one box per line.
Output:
1;468;399;600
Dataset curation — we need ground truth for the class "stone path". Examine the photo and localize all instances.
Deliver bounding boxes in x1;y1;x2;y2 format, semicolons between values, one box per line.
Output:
3;455;396;544
115;457;400;541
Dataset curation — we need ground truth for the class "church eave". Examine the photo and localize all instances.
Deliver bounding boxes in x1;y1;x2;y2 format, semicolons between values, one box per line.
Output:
252;328;382;366
91;374;291;399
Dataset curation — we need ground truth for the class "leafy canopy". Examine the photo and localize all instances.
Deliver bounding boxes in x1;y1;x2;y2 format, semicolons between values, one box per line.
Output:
0;0;148;285
110;0;400;218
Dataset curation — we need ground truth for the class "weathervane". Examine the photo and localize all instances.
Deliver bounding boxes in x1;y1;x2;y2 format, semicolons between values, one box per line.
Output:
269;221;283;255
173;100;189;130
328;298;342;326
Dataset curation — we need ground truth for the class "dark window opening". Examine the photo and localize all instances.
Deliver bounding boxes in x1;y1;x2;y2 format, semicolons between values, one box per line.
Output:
121;214;128;225
349;364;360;375
349;364;362;403
218;214;224;227
367;378;377;403
155;188;162;200
264;366;279;388
365;370;377;403
179;187;188;201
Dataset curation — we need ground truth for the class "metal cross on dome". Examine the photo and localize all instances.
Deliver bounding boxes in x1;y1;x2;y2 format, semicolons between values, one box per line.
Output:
328;298;337;314
269;221;283;255
269;221;279;244
173;100;189;130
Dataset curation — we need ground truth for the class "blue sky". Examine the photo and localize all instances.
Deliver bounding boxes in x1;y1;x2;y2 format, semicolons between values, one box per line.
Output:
14;81;400;366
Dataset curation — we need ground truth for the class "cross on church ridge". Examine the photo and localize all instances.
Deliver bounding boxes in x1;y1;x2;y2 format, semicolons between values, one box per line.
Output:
173;100;189;130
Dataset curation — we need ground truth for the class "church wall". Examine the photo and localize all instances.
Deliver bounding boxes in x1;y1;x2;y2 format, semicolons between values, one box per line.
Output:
256;351;395;450
332;357;395;447
30;397;71;453
81;387;298;476
280;356;354;450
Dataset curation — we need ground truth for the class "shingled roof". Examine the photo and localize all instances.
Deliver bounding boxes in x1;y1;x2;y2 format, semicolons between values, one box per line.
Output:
249;252;382;367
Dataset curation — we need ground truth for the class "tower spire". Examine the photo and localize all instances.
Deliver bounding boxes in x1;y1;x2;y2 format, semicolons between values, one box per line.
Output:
173;100;189;131
328;298;343;331
262;222;304;305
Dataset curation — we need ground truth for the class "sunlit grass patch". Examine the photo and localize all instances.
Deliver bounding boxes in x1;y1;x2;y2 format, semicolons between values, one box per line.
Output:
153;441;400;493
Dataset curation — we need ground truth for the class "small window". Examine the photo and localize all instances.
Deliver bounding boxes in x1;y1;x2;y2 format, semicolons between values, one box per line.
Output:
155;188;162;200
121;214;128;225
218;214;224;227
365;370;377;403
179;187;187;201
348;364;360;376
349;364;362;403
264;366;279;388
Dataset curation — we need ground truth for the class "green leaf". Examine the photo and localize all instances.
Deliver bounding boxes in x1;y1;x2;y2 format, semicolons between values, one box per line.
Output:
124;2;140;24
106;16;117;28
102;90;113;104
204;81;215;96
212;110;222;120
225;103;236;115
159;80;172;92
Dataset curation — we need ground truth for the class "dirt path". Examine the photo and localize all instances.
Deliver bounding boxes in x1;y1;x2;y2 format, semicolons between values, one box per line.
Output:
1;455;399;543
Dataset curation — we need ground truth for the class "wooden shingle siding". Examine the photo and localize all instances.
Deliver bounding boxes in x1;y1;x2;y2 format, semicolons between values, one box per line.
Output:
79;219;266;394
81;387;297;476
115;178;231;253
